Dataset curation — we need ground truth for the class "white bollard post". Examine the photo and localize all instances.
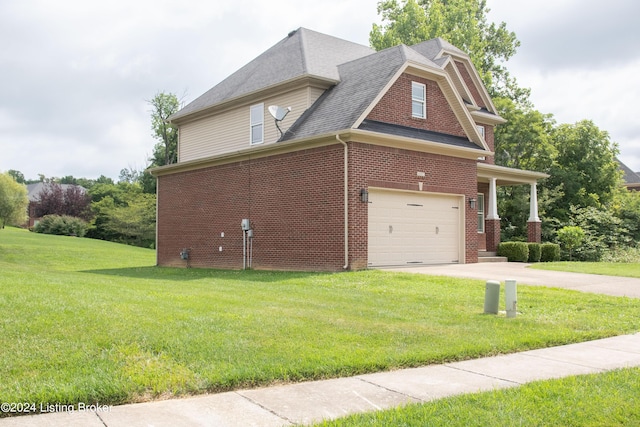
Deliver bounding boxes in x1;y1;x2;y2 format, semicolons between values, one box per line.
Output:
484;280;500;314
505;279;517;318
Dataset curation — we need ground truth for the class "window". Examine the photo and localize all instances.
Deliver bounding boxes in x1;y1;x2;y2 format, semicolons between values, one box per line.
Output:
411;82;426;118
250;104;264;145
477;125;485;138
477;193;485;233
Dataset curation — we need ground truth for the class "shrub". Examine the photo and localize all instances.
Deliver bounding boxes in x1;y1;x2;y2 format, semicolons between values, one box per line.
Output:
497;242;529;262
601;246;640;263
557;226;585;261
527;243;542;263
540;243;561;262
34;215;87;237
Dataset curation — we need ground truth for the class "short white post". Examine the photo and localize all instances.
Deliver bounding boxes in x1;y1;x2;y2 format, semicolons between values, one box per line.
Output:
505;279;517;318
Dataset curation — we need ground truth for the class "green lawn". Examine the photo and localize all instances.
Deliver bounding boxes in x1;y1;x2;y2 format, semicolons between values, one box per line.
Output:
1;227;639;411
316;367;640;426
530;261;640;278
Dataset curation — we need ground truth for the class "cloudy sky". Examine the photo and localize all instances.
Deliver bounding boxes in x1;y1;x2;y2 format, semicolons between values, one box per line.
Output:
2;0;639;181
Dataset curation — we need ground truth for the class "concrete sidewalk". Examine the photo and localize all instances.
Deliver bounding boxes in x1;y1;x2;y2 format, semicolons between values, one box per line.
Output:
2;334;639;427
385;262;640;298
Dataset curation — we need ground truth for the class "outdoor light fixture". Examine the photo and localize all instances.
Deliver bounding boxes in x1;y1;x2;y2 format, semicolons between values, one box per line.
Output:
360;188;369;203
469;197;477;209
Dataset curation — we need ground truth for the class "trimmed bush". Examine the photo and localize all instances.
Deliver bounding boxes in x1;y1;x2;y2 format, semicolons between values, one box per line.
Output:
34;215;87;237
527;243;542;263
497;242;529;262
540;242;561;262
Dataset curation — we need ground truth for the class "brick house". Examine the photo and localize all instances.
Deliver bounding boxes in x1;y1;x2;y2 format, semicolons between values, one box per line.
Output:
151;28;547;271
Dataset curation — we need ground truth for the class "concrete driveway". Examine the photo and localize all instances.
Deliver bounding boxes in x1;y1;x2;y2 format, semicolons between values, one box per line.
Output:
384;262;640;298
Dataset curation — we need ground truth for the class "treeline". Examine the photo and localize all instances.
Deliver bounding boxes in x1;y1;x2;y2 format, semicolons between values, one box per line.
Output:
2;92;179;248
9;169;157;248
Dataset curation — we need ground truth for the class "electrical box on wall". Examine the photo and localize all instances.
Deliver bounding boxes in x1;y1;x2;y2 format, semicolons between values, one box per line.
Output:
241;219;250;230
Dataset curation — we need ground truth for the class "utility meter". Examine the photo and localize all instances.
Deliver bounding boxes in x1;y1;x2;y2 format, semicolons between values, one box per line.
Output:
241;219;250;230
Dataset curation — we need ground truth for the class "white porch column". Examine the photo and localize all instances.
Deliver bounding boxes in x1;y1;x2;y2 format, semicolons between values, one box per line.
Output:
487;177;500;220
528;182;540;222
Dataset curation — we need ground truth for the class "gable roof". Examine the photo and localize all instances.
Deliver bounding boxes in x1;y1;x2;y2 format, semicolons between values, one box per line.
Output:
282;44;424;141
172;28;501;153
618;158;640;187
171;28;375;121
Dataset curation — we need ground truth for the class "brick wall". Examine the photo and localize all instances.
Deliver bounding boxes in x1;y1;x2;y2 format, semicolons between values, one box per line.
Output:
157;144;345;271
349;142;479;265
367;73;466;138
157;140;482;270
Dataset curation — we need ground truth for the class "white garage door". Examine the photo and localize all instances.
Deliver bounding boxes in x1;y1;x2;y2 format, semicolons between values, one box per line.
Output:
368;189;462;267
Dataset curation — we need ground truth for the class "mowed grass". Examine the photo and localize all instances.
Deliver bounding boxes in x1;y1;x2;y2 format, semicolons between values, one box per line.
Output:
1;227;639;411
531;261;640;278
316;367;640;426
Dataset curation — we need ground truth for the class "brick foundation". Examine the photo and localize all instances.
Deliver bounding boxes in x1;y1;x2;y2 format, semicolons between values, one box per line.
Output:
527;221;542;243
485;218;501;252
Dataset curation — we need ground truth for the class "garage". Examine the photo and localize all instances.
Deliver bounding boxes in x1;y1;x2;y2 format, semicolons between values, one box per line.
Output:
367;189;463;267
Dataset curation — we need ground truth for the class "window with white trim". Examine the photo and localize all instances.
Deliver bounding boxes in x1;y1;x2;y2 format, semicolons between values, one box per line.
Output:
477;193;485;233
250;104;264;145
411;82;426;118
477;125;485;138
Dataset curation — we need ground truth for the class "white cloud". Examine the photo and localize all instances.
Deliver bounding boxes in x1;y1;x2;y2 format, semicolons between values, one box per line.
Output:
1;0;638;180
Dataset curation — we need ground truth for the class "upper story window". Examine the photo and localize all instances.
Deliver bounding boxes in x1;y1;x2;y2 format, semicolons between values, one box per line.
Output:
250;103;264;145
411;82;426;119
477;125;485;138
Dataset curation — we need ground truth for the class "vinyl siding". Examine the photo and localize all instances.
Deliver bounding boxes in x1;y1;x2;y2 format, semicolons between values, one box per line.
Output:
179;86;326;162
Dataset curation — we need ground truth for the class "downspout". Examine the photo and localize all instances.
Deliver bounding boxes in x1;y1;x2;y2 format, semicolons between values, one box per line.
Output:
336;135;349;270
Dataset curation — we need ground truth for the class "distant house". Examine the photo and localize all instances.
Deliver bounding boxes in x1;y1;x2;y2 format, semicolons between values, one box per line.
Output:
617;158;640;191
151;28;548;271
26;182;87;228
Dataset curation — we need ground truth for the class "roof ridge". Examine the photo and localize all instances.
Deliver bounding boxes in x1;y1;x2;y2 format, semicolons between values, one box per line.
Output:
296;28;309;75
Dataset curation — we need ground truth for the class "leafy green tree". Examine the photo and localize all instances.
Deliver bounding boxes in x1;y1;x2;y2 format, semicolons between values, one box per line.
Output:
493;98;556;171
149;92;180;167
7;170;25;184
613;188;640;243
494;97;556;241
370;0;527;102
105;193;156;247
0;172;28;228
87;182;156;247
557;226;585;261
544;120;622;222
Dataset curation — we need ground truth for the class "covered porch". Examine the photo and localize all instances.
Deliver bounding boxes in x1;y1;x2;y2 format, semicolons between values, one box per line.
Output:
476;163;549;253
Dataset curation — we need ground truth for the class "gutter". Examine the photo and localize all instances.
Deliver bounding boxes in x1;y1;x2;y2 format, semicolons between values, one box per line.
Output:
336;134;349;270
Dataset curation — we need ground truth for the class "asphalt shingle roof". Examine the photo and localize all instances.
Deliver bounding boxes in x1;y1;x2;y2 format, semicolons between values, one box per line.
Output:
618;158;640;185
171;28;375;121
172;28;485;149
358;120;479;150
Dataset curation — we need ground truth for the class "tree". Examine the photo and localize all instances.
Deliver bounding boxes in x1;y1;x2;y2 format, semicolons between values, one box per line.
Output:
0;173;28;228
557;226;585;261
543;120;622;222
87;182;156;247
370;0;528;102
119;167;140;184
149;92;180;167
33;183;92;221
105;193;156;247
493;97;556;241
493;97;556;172
7;170;25;184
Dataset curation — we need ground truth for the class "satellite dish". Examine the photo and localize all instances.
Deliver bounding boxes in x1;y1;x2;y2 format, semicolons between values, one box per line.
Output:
268;105;291;121
267;105;292;139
